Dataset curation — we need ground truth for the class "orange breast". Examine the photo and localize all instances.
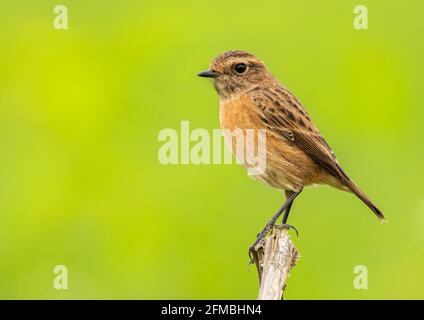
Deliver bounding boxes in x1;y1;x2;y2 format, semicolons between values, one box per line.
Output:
219;94;329;191
220;95;263;131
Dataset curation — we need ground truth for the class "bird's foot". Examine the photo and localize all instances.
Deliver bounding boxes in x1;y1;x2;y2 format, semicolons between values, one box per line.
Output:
248;223;299;264
248;222;275;263
279;223;299;237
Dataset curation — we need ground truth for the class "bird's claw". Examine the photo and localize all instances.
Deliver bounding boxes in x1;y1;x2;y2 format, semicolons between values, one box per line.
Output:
248;246;255;264
248;223;299;262
280;223;299;237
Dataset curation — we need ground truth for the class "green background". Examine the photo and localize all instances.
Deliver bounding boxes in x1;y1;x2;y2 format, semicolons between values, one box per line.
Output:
0;0;423;299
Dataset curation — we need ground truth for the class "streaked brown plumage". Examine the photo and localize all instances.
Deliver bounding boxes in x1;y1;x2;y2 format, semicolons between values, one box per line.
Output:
198;50;386;250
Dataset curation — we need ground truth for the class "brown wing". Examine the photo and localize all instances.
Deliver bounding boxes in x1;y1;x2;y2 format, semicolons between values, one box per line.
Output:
251;86;350;183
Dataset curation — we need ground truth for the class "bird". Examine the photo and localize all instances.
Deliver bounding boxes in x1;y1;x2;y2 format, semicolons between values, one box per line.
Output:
197;50;386;254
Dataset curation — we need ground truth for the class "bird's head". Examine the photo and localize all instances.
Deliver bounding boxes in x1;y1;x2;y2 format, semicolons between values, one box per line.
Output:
198;51;274;100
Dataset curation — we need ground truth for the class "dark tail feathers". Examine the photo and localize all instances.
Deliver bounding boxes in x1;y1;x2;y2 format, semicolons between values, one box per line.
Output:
346;181;386;222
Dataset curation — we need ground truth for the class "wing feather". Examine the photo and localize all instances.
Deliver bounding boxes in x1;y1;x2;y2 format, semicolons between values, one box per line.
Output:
251;86;350;182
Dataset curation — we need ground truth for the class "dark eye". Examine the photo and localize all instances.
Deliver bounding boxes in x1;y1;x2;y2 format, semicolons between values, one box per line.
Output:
234;63;248;75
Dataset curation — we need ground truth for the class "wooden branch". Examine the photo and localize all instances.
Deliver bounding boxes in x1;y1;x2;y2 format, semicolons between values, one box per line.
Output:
251;225;299;300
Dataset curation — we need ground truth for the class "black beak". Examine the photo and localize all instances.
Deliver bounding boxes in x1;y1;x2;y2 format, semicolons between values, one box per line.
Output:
197;70;220;78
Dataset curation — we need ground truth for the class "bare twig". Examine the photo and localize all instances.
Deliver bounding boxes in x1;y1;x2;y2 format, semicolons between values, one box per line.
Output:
251;225;299;300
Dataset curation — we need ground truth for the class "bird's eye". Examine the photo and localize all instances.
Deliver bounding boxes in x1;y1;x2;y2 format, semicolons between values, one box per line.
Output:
234;63;248;75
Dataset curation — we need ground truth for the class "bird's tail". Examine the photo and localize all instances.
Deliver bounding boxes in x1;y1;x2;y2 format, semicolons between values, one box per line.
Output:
346;181;386;222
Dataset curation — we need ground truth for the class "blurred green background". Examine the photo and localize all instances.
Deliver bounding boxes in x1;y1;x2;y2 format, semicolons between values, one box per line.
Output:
0;0;423;299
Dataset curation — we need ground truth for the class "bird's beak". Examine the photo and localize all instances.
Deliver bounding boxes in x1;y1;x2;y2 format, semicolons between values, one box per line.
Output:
197;70;220;78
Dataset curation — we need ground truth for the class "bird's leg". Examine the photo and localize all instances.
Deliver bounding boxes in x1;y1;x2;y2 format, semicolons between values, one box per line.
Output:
279;190;301;236
281;190;295;224
249;190;302;258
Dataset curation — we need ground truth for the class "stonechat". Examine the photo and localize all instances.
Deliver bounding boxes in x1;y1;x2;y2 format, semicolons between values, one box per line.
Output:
198;51;385;252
